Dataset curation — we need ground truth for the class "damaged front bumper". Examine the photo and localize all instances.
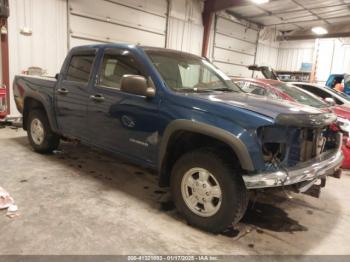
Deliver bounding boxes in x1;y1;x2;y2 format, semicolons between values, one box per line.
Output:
243;133;343;189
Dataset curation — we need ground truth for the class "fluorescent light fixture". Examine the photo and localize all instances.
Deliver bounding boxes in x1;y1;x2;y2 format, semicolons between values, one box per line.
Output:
311;26;328;35
251;0;270;4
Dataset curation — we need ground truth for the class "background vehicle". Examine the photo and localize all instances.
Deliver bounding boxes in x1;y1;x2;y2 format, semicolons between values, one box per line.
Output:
326;74;350;95
13;44;342;233
248;64;350;95
233;78;350;169
291;82;350;107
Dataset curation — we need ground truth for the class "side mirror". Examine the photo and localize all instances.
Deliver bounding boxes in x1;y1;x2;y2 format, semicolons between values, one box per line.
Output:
120;75;155;98
55;73;60;80
325;97;336;106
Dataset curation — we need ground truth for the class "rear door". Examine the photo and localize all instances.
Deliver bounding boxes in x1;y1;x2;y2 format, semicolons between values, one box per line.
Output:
55;49;97;140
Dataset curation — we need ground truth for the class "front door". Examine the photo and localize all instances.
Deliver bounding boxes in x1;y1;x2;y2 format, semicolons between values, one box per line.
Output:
55;49;96;140
87;48;160;165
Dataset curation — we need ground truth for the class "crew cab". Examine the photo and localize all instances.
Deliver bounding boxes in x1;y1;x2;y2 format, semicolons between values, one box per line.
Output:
13;44;343;233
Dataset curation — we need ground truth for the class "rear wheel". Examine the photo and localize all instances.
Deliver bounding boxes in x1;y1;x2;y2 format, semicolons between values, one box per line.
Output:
170;148;248;233
27;109;60;153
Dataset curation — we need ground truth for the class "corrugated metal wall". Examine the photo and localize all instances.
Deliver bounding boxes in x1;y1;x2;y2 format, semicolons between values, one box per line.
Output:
255;43;278;68
68;0;167;48
8;0;67;115
166;0;203;56
68;0;203;55
212;12;259;77
276;40;315;71
331;39;350;74
314;38;350;83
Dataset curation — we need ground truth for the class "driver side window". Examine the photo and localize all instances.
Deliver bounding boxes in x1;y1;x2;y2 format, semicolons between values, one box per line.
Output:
98;49;144;89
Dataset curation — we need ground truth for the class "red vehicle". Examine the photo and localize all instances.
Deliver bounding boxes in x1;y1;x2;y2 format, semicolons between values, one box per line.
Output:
0;87;8;119
233;78;350;169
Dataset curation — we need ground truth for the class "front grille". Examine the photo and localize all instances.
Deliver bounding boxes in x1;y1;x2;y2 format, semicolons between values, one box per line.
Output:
288;127;336;166
259;126;338;170
287;136;301;166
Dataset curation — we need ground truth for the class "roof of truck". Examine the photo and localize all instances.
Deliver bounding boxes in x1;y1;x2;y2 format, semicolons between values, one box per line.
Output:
70;43;202;59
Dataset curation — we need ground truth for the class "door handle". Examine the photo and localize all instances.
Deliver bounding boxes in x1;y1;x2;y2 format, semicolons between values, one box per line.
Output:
90;94;105;102
57;88;69;95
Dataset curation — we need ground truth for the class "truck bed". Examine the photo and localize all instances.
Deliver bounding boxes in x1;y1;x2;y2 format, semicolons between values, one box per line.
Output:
13;75;57;114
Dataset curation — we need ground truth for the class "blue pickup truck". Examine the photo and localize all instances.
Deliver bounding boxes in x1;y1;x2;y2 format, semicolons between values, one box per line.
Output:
13;44;343;233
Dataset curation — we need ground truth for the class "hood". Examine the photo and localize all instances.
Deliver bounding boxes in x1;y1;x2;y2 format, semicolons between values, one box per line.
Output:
187;92;337;127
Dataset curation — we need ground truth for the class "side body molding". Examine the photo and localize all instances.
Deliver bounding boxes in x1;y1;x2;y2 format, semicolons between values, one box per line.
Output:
158;119;255;172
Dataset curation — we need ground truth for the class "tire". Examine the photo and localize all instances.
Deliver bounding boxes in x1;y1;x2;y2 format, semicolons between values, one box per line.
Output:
170;148;248;233
27;109;60;154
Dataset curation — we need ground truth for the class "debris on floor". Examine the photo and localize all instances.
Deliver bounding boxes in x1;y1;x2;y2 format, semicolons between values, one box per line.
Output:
0;186;19;219
53;149;63;154
6;205;20;219
0;186;14;209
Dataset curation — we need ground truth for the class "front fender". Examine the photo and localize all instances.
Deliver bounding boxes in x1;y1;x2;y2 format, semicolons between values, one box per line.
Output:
159;119;255;172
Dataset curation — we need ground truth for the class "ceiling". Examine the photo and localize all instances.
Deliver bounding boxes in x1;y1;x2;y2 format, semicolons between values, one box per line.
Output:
226;0;350;33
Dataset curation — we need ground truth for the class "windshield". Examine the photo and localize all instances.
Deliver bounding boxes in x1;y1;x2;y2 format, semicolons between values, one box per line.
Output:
146;51;241;93
274;82;327;108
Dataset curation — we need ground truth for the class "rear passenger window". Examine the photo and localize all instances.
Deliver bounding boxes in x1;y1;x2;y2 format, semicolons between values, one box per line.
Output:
98;50;143;89
66;55;95;83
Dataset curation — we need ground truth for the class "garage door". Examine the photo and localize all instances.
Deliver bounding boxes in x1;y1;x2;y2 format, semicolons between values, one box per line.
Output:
212;15;259;77
68;0;167;48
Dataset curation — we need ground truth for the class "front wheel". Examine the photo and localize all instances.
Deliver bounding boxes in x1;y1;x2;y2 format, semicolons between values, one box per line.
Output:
27;109;60;154
170;148;248;233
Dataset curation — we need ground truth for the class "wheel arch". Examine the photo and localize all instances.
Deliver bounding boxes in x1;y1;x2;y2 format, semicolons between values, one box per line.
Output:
158;120;255;186
23;96;58;133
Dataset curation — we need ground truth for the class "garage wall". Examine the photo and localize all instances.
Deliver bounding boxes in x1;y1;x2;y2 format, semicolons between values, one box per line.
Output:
253;28;279;78
211;12;259;77
255;29;279;67
276;40;315;71
255;43;278;68
275;38;350;84
8;0;67;116
68;0;167;48
331;39;350;74
316;38;350;83
166;0;203;56
68;0;204;55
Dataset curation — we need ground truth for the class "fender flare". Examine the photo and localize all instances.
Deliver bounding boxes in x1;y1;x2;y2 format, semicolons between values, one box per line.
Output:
158;119;255;172
23;95;59;133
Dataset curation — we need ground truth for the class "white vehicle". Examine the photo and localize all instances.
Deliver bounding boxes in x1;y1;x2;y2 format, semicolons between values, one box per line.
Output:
290;82;350;107
290;82;350;134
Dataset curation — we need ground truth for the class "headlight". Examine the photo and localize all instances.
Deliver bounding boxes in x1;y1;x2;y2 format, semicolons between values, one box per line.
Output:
337;117;350;133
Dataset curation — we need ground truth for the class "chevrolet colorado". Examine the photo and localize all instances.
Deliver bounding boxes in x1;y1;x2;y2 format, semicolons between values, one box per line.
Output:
13;44;343;233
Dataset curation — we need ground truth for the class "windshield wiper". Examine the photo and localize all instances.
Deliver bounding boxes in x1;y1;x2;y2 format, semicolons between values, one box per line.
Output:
210;87;238;92
177;87;238;93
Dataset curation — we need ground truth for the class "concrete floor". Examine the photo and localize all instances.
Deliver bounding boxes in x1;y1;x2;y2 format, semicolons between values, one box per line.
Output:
0;127;350;255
